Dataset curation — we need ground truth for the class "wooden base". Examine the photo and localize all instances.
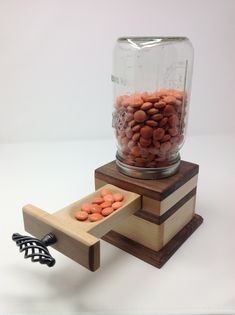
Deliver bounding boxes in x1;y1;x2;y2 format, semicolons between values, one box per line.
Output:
102;214;203;268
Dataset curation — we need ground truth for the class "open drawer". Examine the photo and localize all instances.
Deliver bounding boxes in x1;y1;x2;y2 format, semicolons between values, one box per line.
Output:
20;184;141;271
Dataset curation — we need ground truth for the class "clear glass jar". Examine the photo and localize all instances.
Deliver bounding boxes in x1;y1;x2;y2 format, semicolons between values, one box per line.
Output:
112;37;194;179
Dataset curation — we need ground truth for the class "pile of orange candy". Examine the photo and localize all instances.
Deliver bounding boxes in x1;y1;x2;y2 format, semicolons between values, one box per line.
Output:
74;188;124;222
113;88;186;168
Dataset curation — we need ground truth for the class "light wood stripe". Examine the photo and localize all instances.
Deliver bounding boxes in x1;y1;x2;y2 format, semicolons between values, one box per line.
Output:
95;160;199;200
113;196;196;251
95;174;198;218
142;175;198;216
102;214;203;269
163;196;195;246
135;187;197;224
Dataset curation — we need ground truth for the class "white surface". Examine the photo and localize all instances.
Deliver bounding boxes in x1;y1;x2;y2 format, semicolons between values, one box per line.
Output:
0;0;235;142
0;135;235;315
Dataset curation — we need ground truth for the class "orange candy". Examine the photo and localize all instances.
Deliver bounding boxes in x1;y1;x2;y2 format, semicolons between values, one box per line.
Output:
103;194;114;203
74;211;88;221
141;102;152;111
128;93;143;107
100;201;112;208
101;207;114;216
74;188;125;222
131;146;141;157
92;197;104;204
100;188;112;197
113;193;124;202
164;95;176;105
90;204;102;213
134;110;147;123
140;126;153;139
153;128;165;141
89;213;103;222
112;201;123;210
81;203;92;213
113;88;186;168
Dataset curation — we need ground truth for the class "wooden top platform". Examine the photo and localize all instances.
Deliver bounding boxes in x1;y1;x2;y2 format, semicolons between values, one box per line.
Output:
95;160;199;201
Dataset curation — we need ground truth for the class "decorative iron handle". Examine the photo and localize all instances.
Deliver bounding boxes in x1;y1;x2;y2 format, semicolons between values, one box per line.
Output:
12;233;57;267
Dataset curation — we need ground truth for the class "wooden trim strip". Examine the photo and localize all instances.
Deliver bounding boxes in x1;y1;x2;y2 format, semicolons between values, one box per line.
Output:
161;164;198;199
89;242;100;272
95;160;199;201
134;187;197;225
102;214;203;269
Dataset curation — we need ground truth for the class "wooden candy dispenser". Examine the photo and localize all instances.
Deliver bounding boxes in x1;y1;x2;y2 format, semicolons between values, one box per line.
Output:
12;37;203;271
13;159;202;271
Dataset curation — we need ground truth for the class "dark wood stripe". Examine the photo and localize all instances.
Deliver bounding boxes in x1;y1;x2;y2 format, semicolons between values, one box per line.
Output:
95;160;199;201
134;187;197;225
89;242;100;272
102;214;203;269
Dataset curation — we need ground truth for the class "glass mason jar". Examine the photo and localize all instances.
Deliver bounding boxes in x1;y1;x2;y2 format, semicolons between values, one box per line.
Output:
112;37;194;179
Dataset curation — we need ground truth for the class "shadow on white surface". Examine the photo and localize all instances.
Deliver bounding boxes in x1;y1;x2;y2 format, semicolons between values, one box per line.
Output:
3;242;139;313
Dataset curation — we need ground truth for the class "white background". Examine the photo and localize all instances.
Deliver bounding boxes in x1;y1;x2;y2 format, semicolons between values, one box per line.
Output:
0;0;234;142
0;1;235;315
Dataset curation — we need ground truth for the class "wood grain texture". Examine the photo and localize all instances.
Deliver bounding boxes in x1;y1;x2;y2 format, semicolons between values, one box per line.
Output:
102;214;203;268
142;175;198;216
54;184;141;238
162;196;195;246
112;214;164;251
23;184;141;271
135;187;197;224
112;195;195;251
23;204;100;271
95;170;198;222
95;160;199;201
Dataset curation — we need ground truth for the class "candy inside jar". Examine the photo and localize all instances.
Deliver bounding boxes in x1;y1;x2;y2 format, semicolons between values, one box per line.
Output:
113;88;186;167
112;37;193;179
